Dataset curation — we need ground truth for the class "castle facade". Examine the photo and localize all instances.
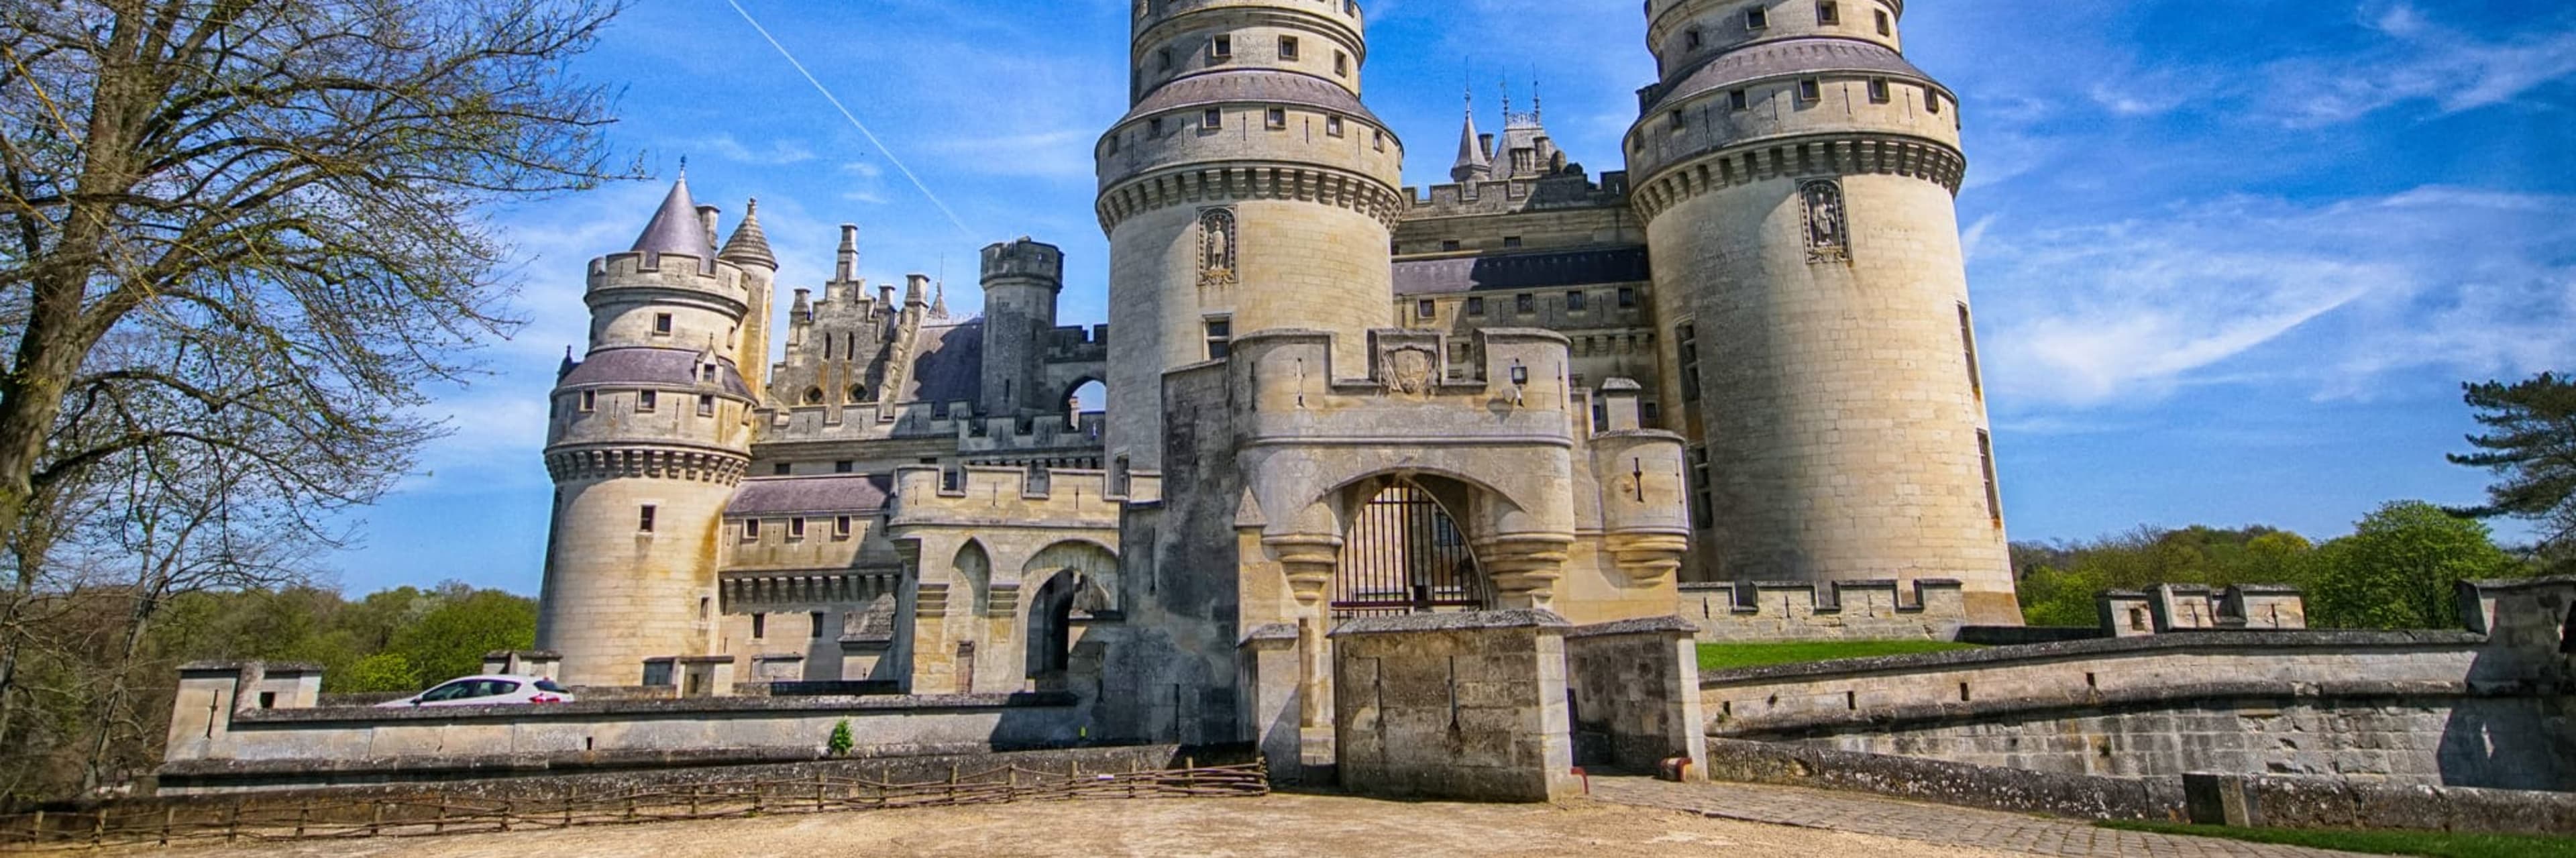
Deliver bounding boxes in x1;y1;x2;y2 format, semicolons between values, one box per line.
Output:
535;0;2010;765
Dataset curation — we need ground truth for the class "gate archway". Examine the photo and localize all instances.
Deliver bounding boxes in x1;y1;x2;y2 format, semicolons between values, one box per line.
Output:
1332;480;1489;619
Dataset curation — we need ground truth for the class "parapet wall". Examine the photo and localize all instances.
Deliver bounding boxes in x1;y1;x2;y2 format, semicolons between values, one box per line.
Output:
1680;579;1967;642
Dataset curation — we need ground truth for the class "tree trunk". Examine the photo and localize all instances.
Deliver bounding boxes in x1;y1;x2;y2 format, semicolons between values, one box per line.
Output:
80;592;157;794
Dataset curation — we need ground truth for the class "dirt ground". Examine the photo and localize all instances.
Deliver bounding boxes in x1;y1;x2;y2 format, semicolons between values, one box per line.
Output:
119;792;2015;857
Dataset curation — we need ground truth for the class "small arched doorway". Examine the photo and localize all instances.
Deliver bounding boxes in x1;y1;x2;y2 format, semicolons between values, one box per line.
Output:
1332;479;1489;619
1026;572;1081;681
1065;378;1107;433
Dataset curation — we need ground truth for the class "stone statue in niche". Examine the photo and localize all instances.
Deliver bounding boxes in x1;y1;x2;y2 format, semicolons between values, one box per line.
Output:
1802;179;1849;263
1198;207;1238;289
1379;345;1437;396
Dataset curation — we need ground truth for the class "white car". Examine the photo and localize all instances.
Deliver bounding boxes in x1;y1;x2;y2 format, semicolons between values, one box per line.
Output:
377;674;576;708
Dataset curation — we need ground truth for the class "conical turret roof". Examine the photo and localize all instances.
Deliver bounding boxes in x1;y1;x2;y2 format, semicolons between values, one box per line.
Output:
631;175;714;271
720;197;777;269
1451;107;1491;182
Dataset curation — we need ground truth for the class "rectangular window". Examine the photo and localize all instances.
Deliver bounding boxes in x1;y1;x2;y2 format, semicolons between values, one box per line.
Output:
1818;1;1839;25
1202;108;1222;129
1729;89;1748;111
1617;287;1637;308
1876;9;1892;36
1747;7;1768;29
639;505;657;533
637;390;657;413
745;518;761;539
1668;109;1686;131
835;515;853;538
1417;299;1436;320
1326;116;1344;136
1679;323;1702;403
653;313;672;335
1211;34;1231;58
1689;447;1715;531
697;394;714;417
1440;239;1462;252
1205;317;1232;360
579;390;596;413
773;462;792;476
1685;28;1703;50
1334;51;1349;76
789;517;806;541
810;612;828;640
1926;88;1942;113
1799;78;1822;102
751;613;766;640
1373;130;1386;151
1960;303;1984;398
1157;48;1172;71
1149;117;1163;137
1278;36;1298;60
1503;235;1523;248
1566;290;1587;311
1868;78;1890;103
1978;430;2002;527
835;460;855;474
1641;401;1660;423
701;364;717;382
1515;293;1535;314
1466;297;1486;316
1266;107;1286;129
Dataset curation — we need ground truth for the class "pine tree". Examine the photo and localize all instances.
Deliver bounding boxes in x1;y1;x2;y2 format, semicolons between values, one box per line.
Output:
2449;372;2576;569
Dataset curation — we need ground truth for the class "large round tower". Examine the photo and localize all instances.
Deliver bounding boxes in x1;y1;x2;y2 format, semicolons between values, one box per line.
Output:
1095;0;1405;469
537;177;771;685
1625;1;2017;622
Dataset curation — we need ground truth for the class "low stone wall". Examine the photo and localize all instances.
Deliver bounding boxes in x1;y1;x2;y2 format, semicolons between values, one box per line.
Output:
1331;611;1578;802
1703;737;2186;821
1679;580;1965;642
2187;771;2576;837
1564;617;1706;775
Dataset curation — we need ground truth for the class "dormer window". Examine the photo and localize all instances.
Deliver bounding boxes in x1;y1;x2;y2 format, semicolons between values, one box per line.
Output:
700;364;717;382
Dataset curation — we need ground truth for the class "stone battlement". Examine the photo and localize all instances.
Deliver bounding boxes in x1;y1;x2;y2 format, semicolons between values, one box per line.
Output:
1399;170;1630;219
1681;579;1968;642
980;237;1064;284
890;464;1160;527
2097;584;2306;637
586;251;752;305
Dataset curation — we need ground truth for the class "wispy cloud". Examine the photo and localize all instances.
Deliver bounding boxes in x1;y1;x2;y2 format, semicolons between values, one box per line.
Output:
1975;187;2576;408
686;133;818;165
2267;2;2576;126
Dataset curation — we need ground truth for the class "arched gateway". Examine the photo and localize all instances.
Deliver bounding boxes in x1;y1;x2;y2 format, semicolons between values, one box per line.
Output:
1332;480;1490;619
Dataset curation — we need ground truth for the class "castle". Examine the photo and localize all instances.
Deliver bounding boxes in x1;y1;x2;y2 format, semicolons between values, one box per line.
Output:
535;0;2010;767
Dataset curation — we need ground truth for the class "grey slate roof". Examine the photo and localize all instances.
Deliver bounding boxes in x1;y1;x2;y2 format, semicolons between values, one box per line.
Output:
1452;109;1489;175
1392;246;1651;296
899;322;983;405
1124;70;1385;127
725;474;894;517
719;198;777;269
631;177;715;273
1651;38;1937;113
559;347;755;398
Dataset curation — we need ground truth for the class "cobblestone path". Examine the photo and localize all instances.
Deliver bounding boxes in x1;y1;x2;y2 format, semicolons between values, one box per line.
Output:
1592;777;2375;858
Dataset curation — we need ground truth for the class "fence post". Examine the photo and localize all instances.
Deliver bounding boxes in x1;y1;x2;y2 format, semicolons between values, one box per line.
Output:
370;804;384;837
90;807;105;847
432;802;445;835
223;805;237;843
687;784;699;818
294;800;309;838
160;807;173;846
499;800;511;833
561;786;573;830
816;773;827;812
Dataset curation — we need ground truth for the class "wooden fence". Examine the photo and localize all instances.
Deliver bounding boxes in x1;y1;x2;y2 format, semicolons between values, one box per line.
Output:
1;758;1267;851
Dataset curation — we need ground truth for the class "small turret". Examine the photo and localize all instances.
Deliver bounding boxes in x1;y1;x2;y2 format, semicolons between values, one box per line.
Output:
631;176;715;272
977;237;1066;416
834;224;860;284
1451;91;1493;183
718;199;777;270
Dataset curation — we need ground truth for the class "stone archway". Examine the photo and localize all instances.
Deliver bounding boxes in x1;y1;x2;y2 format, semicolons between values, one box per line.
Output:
1331;479;1488;620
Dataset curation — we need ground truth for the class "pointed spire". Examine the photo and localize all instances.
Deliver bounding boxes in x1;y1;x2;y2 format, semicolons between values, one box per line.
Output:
631;174;714;272
558;345;578;379
930;281;949;320
1450;86;1492;184
720;197;777;269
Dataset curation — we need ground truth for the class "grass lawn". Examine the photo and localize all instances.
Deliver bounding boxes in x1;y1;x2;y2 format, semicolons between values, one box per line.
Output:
2100;820;2576;858
1697;640;1982;672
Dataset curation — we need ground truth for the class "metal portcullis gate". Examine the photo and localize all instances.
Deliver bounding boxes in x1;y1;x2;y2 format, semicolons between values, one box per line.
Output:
1331;483;1489;619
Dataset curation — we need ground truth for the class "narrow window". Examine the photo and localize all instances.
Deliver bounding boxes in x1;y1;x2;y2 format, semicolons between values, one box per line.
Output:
745;518;761;539
578;390;596;413
1149;117;1163;137
637;390;657;413
1960;303;1984;398
1503;235;1523;248
1373;130;1386;151
773;463;792;476
701;364;717;382
1668;109;1686;131
1202;108;1222;129
790;517;806;541
1205;317;1232;360
1466;297;1486;316
1515;293;1535;314
1978;429;2002;527
1326;116;1345;137
1685;28;1703;50
639;505;657;533
835;515;853;538
1868;78;1891;103
1799;78;1821;103
1440;239;1462;252
1679;323;1702;403
811;612;828;640
1689;447;1714;530
1926;88;1943;113
751;613;767;639
1642;401;1660;422
1747;7;1768;29
1211;34;1231;59
697;394;715;417
1566;290;1587;311
1158;48;1172;71
1876;9;1892;36
1729;89;1749;111
835;460;855;474
1267;107;1287;129
1417;299;1436;320
1334;51;1349;76
1617;287;1637;308
653;313;673;335
1278;36;1298;60
1818;1;1839;25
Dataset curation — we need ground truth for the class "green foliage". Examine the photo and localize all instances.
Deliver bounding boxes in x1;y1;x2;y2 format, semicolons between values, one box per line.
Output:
337;653;422;694
1698;641;1982;673
2306;502;2526;630
2014;526;2317;627
2099;820;2576;858
828;719;855;757
388;590;538;687
2450;372;2576;566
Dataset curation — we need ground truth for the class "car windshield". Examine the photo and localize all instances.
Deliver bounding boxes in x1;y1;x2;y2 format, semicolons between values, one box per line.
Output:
533;679;568;693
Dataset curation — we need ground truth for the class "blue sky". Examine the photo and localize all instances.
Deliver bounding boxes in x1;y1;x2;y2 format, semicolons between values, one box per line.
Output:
331;0;2576;595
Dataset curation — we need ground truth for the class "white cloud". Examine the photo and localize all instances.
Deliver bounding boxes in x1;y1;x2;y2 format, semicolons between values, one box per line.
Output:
1974;187;2576;409
2269;3;2576;126
918;129;1099;180
689;133;818;165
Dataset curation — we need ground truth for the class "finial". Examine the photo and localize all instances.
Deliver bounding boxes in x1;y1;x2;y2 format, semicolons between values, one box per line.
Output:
745;197;757;215
678;156;688;178
1532;70;1543;121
